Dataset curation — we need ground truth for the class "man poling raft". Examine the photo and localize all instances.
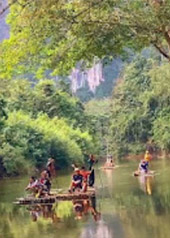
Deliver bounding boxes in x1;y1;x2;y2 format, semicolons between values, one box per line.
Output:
88;154;96;170
46;158;56;177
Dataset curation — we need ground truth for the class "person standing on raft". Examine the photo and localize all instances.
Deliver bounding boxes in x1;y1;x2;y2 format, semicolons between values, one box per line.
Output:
46;158;56;178
134;150;152;176
88;154;97;171
144;150;152;162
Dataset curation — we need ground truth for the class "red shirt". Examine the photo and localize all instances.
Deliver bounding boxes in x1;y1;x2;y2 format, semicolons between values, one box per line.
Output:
80;170;91;180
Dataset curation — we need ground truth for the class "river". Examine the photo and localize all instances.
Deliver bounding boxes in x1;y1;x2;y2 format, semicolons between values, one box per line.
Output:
0;160;170;238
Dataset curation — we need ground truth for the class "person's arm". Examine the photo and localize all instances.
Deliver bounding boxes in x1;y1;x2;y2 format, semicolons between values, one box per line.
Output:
25;184;30;191
29;180;38;189
74;178;82;184
25;182;32;191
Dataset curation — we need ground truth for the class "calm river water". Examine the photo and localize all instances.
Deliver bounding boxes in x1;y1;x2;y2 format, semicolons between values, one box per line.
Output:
0;160;170;238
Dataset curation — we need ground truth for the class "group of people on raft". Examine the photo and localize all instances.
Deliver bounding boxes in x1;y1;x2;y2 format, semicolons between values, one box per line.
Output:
25;150;152;198
25;155;96;197
68;154;96;193
25;158;55;197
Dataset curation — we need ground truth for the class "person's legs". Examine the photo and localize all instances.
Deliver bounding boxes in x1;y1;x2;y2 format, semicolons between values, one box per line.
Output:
82;181;88;192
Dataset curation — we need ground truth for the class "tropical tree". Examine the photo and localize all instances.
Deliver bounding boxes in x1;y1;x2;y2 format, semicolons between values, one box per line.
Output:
1;0;170;78
109;53;160;158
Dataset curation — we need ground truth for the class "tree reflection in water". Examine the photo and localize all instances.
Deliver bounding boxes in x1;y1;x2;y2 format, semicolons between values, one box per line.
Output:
28;205;60;223
80;214;125;238
81;220;112;238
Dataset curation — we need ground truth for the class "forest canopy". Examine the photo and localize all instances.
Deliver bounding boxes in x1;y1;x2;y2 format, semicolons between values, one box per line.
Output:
109;53;170;158
0;0;170;78
1;1;170;175
0;80;96;176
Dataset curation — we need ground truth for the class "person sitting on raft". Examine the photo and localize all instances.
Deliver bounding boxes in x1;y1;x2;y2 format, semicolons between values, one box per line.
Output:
134;160;149;176
69;168;83;193
25;176;45;197
25;176;38;192
26;171;51;197
134;150;152;176
39;169;51;194
139;159;149;173
80;166;91;192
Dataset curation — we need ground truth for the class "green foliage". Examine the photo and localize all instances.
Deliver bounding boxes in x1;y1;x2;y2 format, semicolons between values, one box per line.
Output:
153;115;170;151
0;97;7;131
6;79;34;112
54;201;73;219
0;79;95;176
109;52;170;158
31;80;87;128
85;98;111;155
1;0;170;78
1;0;170;172
3;111;85;168
150;63;170;152
109;53;156;157
0;143;31;175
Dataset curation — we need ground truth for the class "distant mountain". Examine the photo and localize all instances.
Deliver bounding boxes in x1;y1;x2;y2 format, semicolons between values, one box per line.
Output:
0;0;9;41
72;58;124;101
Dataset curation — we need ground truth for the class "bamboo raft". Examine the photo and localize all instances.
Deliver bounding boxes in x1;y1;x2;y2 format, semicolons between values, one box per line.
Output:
100;165;119;170
102;166;114;170
14;189;96;205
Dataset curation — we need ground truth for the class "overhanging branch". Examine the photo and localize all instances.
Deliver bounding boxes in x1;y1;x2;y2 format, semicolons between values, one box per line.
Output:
0;0;17;16
154;43;170;61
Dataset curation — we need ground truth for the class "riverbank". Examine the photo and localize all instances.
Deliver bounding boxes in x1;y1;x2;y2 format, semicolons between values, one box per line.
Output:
1;151;169;179
126;151;170;161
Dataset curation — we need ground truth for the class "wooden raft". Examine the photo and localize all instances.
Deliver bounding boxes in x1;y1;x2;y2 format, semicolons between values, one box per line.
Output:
14;189;95;205
102;167;114;170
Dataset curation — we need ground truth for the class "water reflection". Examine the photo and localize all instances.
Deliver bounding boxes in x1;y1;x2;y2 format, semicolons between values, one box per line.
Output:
81;214;124;238
28;205;60;223
137;175;154;195
103;170;114;190
81;219;113;238
73;197;101;221
27;197;101;223
2;161;170;238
